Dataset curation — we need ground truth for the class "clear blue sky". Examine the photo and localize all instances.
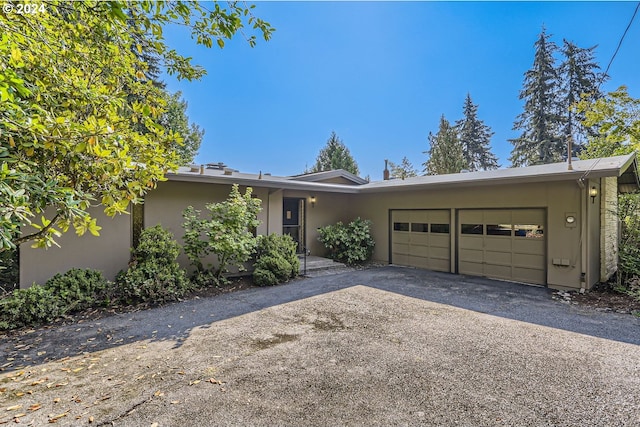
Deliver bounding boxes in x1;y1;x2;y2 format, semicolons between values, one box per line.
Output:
162;1;640;180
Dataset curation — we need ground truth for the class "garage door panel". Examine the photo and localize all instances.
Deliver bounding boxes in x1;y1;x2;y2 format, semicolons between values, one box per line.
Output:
484;264;512;280
429;258;450;272
392;211;410;222
513;267;545;284
513;253;545;269
429;210;450;223
484;251;512;265
393;233;410;244
410;245;429;257
410;233;430;245
460;236;483;250
513;239;544;254
459;260;483;276
430;246;450;259
484;237;512;252
409;211;429;223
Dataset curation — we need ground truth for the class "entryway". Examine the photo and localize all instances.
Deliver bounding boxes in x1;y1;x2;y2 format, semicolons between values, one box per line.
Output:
283;197;305;253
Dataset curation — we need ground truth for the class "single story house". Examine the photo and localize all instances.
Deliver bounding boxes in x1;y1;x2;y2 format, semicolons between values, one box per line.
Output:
19;153;639;291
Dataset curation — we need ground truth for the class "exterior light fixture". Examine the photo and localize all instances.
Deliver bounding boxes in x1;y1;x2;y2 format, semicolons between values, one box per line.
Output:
310;196;316;208
590;186;598;204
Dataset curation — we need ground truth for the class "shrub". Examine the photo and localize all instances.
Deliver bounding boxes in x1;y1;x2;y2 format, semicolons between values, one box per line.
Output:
0;248;19;293
182;184;262;281
116;225;191;304
317;217;375;265
253;234;299;286
44;268;110;313
618;193;640;300
0;285;62;330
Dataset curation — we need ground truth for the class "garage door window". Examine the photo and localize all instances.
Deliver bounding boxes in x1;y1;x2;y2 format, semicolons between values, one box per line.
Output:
430;224;450;234
394;222;410;232
411;223;429;233
486;224;512;236
461;224;483;234
514;224;544;238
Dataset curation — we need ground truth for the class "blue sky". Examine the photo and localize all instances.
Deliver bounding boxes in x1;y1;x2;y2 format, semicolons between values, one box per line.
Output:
162;1;640;180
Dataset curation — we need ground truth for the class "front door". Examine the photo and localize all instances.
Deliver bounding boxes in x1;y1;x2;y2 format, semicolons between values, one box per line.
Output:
283;198;305;253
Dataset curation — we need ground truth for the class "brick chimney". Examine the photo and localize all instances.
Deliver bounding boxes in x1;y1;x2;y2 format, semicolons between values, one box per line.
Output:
383;159;390;180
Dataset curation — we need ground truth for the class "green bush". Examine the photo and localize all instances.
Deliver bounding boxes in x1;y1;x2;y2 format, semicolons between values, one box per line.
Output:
0;285;63;330
0;248;19;293
618;193;640;300
253;234;299;286
116;225;192;304
44;268;109;313
317;217;375;265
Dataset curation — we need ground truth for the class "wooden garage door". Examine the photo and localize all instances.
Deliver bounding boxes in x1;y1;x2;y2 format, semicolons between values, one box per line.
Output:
391;210;450;272
458;209;546;285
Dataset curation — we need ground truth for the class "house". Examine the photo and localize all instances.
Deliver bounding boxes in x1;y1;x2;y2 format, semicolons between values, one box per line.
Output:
19;153;639;291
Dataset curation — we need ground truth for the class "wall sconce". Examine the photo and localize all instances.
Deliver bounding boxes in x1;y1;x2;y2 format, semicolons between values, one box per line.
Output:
589;186;598;204
310;196;316;208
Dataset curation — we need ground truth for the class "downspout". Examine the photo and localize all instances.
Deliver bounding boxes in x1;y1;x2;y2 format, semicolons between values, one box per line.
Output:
578;179;587;292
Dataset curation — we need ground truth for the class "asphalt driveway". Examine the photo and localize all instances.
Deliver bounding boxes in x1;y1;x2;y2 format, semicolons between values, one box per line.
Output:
1;267;639;426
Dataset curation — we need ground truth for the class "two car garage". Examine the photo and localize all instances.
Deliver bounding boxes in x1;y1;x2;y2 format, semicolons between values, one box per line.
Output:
391;209;546;285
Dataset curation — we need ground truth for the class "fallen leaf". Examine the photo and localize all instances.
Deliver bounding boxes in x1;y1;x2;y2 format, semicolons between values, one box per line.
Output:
88;416;94;423
13;412;26;418
189;380;201;386
48;411;68;423
72;368;84;373
5;405;22;411
28;404;41;412
151;423;158;427
14;392;24;397
170;400;180;405
153;391;164;397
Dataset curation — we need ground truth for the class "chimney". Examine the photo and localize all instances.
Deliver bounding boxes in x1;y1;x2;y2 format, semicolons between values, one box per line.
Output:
383;159;390;181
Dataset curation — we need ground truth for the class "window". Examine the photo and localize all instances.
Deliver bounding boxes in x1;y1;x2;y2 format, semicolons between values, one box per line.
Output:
486;224;512;236
461;224;483;235
514;224;544;238
394;222;409;232
411;223;429;233
430;224;450;234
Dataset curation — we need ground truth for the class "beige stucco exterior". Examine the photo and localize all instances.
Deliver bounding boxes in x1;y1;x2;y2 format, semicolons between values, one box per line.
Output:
17;154;638;291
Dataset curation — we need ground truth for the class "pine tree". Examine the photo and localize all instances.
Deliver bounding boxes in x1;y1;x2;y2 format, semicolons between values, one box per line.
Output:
455;94;499;171
423;116;466;175
559;40;605;155
311;131;360;175
509;28;564;167
389;156;418;179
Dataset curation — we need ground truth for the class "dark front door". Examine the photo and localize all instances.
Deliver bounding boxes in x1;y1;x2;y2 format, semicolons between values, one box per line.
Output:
283;198;305;253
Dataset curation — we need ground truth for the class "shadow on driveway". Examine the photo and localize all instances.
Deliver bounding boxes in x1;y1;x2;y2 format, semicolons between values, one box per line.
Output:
1;266;639;373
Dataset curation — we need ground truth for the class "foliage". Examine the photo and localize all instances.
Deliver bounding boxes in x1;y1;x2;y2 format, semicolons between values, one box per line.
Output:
0;285;62;330
455;94;499;171
159;91;205;166
116;225;191;304
577;86;640;159
0;248;19;292
423;115;466;175
310;131;360;175
388;157;418;180
182;185;262;281
509;28;563;167
44;268;110;313
0;1;273;252
559;40;604;152
317;218;375;265
253;234;299;286
617;194;640;289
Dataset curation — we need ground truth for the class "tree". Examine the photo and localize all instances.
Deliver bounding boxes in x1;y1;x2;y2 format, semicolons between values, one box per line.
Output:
159;91;205;165
559;40;605;154
577;86;640;159
455;94;499;171
423;116;466;175
509;28;564;167
389;157;418;179
0;1;273;252
310;132;360;175
182;185;262;282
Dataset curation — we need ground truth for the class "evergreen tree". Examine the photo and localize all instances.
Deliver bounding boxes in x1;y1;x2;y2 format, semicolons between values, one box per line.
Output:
559;40;605;154
455;94;499;171
423;116;466;175
389;156;418;179
158;92;205;165
311;132;360;175
509;28;564;167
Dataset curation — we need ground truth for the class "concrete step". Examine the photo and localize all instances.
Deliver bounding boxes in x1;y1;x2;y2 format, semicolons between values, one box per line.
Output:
297;255;353;277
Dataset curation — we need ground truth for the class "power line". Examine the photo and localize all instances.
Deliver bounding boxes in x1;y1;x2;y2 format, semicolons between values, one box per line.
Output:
601;1;640;85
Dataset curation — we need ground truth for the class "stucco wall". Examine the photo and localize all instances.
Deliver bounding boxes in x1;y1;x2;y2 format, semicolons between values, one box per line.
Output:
587;179;601;288
351;180;588;289
20;207;132;286
600;176;618;281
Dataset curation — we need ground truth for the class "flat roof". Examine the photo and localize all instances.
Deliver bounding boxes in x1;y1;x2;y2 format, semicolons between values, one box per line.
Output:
167;153;638;194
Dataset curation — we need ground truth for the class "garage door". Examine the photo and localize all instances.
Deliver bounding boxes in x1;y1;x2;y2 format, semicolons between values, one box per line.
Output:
458;209;546;285
391;210;450;272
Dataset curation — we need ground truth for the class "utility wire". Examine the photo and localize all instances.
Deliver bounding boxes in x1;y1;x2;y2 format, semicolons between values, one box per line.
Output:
601;1;640;86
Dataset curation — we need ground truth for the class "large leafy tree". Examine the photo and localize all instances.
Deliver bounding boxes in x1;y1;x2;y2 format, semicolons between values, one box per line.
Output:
389;156;418;179
310;131;360;175
509;28;564;167
159;91;205;165
577;86;640;159
559;40;605;154
0;1;273;251
455;94;499;171
423;116;466;175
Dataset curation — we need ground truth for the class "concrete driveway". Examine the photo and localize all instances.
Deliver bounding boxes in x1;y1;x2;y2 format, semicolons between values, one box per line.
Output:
1;267;639;426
